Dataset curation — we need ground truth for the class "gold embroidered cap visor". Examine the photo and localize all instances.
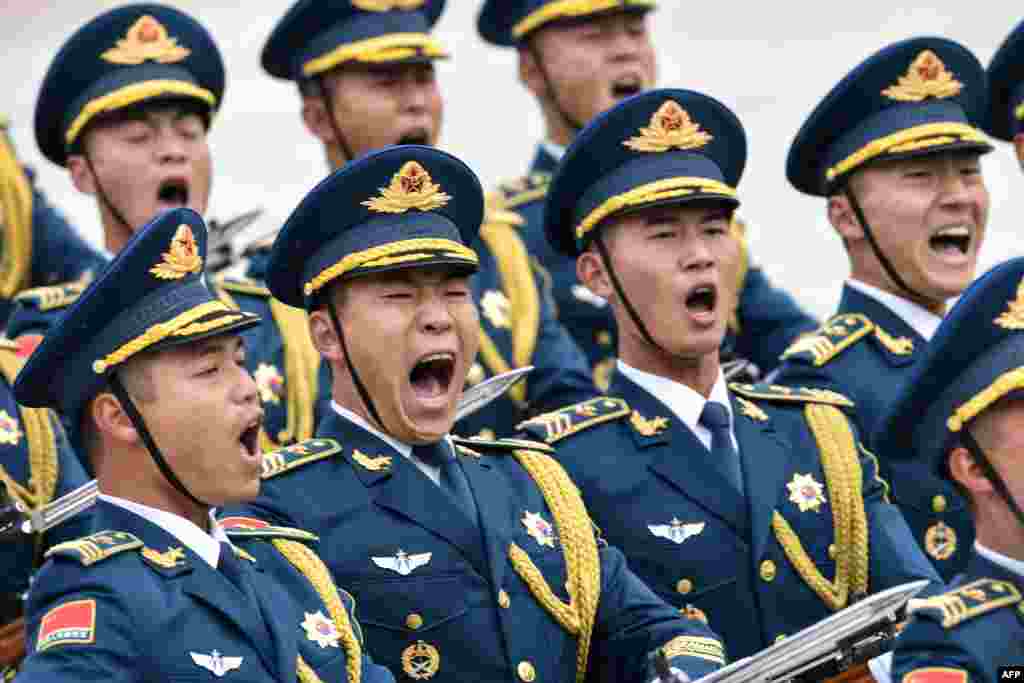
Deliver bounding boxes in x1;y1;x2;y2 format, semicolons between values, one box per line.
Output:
12;208;259;425
262;0;448;81
265;145;484;309
873;257;1024;479
34;4;224;166
544;89;745;257
787;37;991;197
478;0;656;47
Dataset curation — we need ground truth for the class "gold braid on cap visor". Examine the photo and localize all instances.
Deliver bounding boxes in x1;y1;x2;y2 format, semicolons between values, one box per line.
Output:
302;33;448;77
513;0;656;39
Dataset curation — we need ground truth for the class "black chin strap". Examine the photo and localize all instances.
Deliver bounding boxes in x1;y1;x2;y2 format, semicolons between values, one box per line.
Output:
844;186;927;303
316;76;355;167
85;154;135;238
529;44;584;136
326;299;385;430
108;373;210;509
594;234;667;354
960;428;1024;530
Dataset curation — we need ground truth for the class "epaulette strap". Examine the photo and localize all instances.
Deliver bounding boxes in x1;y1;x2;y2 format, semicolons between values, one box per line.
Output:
450;435;554;454
510;449;600;683
220;518;319;543
13;280;87;312
0;349;58;513
907;578;1022;628
44;531;142;566
517;397;631;444
496;172;551;209
215;275;271;298
780;313;875;366
729;382;854;408
272;538;363;683
262;439;342;479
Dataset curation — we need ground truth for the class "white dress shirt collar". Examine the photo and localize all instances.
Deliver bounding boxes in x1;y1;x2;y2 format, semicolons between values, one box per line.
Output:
331;401;411;458
846;279;943;341
541;141;567;163
99;493;228;568
975;541;1024;579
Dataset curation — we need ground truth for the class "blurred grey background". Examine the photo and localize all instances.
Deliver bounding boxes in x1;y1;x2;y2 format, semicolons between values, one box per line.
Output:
3;2;1022;318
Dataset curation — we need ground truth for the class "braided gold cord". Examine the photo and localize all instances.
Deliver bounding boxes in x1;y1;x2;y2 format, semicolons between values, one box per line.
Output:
509;543;581;633
0;126;33;298
296;655;324;683
272;539;362;683
0;350;57;512
512;449;600;683
269;298;319;446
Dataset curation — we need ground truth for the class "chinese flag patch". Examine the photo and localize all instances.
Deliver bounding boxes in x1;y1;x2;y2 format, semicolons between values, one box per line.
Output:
15;335;42;359
902;668;968;683
218;516;269;530
37;599;96;651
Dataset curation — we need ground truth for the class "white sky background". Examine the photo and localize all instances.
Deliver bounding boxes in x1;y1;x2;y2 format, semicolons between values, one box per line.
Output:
2;2;1022;319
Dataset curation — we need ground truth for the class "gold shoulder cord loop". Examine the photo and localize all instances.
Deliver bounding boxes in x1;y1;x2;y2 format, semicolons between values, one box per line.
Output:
271;538;362;683
771;404;868;610
510;449;600;683
0;125;33;299
268;299;318;448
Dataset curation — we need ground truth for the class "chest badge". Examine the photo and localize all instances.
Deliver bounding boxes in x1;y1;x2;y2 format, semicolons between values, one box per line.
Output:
648;518;706;545
924;521;957;561
481;290;511;329
402;640;441;680
0;410;23;446
301;610;340;649
253;363;284;405
787;473;828;512
190;650;243;677
521;511;556;548
372;549;432;575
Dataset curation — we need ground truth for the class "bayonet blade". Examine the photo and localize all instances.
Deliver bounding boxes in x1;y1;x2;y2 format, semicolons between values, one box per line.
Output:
455;366;533;422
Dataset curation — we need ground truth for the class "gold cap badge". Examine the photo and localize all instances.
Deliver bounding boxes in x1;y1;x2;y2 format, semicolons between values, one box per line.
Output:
362;161;451;214
995;277;1024;330
353;0;427;10
624;101;714;153
882;50;963;102
150;224;202;280
102;15;192;66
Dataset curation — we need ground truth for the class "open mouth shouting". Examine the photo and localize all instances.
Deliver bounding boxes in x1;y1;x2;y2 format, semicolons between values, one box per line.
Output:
611;73;644;100
238;415;263;464
409;351;456;404
157;176;191;209
928;224;973;264
398;128;432;146
683;281;719;327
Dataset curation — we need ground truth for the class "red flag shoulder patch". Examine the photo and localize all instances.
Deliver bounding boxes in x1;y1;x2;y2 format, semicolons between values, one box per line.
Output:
218;516;270;530
902;668;968;683
36;599;96;651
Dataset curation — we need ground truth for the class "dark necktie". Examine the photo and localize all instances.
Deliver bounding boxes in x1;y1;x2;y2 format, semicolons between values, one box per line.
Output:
413;441;480;526
698;401;744;493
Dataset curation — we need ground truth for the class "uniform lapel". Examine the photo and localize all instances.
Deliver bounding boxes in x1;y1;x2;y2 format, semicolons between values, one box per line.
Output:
459;452;517;592
613;373;750;537
729;393;790;562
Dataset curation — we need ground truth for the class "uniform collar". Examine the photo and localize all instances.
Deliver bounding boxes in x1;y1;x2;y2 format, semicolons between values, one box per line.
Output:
975;541;1024;580
846;278;943;341
330;400;412;459
541;140;567;163
616;359;733;442
98;493;228;568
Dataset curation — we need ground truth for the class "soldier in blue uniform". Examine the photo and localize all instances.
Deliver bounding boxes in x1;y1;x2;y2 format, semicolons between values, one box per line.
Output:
873;258;1024;683
11;207;393;683
476;1;817;386
258;0;597;439
0;119;105;326
775;37;993;581
7;4;316;451
517;88;942;662
985;18;1024;166
225;145;726;682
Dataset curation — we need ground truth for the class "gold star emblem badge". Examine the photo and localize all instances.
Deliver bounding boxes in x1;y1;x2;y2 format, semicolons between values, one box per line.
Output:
150;224;202;280
102;15;191;65
786;473;827;513
301;611;340;649
0;410;23;446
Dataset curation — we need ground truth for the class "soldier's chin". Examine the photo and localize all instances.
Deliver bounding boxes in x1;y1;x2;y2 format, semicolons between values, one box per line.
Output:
393;392;456;444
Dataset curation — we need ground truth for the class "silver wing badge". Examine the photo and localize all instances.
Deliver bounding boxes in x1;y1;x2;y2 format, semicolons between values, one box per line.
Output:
372;549;432;576
648;518;706;545
190;650;243;677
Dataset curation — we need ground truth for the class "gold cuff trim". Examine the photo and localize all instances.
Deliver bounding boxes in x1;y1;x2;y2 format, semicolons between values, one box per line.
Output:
66;80;216;147
92;300;240;374
947;366;1024;432
303;238;478;297
825;122;987;182
302;33;448;77
513;0;656;39
575;176;737;241
660;635;725;666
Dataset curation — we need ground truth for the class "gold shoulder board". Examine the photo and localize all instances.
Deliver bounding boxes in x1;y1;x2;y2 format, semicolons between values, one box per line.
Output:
450;435;554;454
215;274;271;298
497;172;551;210
14;280;88;312
44;530;143;566
516;397;631;444
261;438;342;479
729;382;854;408
908;578;1022;628
780;313;874;367
221;519;319;544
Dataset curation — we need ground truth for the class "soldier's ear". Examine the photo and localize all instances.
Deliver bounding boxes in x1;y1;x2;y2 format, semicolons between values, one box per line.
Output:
577;247;614;301
301;94;336;146
826;193;864;242
67;154;98;197
90;391;142;448
947;444;993;498
308;307;345;365
517;45;546;100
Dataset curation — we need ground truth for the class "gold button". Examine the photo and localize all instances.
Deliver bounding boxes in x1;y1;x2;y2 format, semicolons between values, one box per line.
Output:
596;330;612;347
405;613;423;630
498;589;511;609
676;578;693;595
517;661;536;682
828;544;837;559
775;634;786;644
932;495;947;513
760;560;776;582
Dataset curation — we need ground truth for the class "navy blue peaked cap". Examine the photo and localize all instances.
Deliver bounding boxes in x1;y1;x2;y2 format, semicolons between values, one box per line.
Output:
35;3;224;166
262;0;447;82
544;88;745;257
875;257;1024;479
14;208;259;425
985;19;1024;142
478;0;655;47
266;145;483;309
788;37;991;196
